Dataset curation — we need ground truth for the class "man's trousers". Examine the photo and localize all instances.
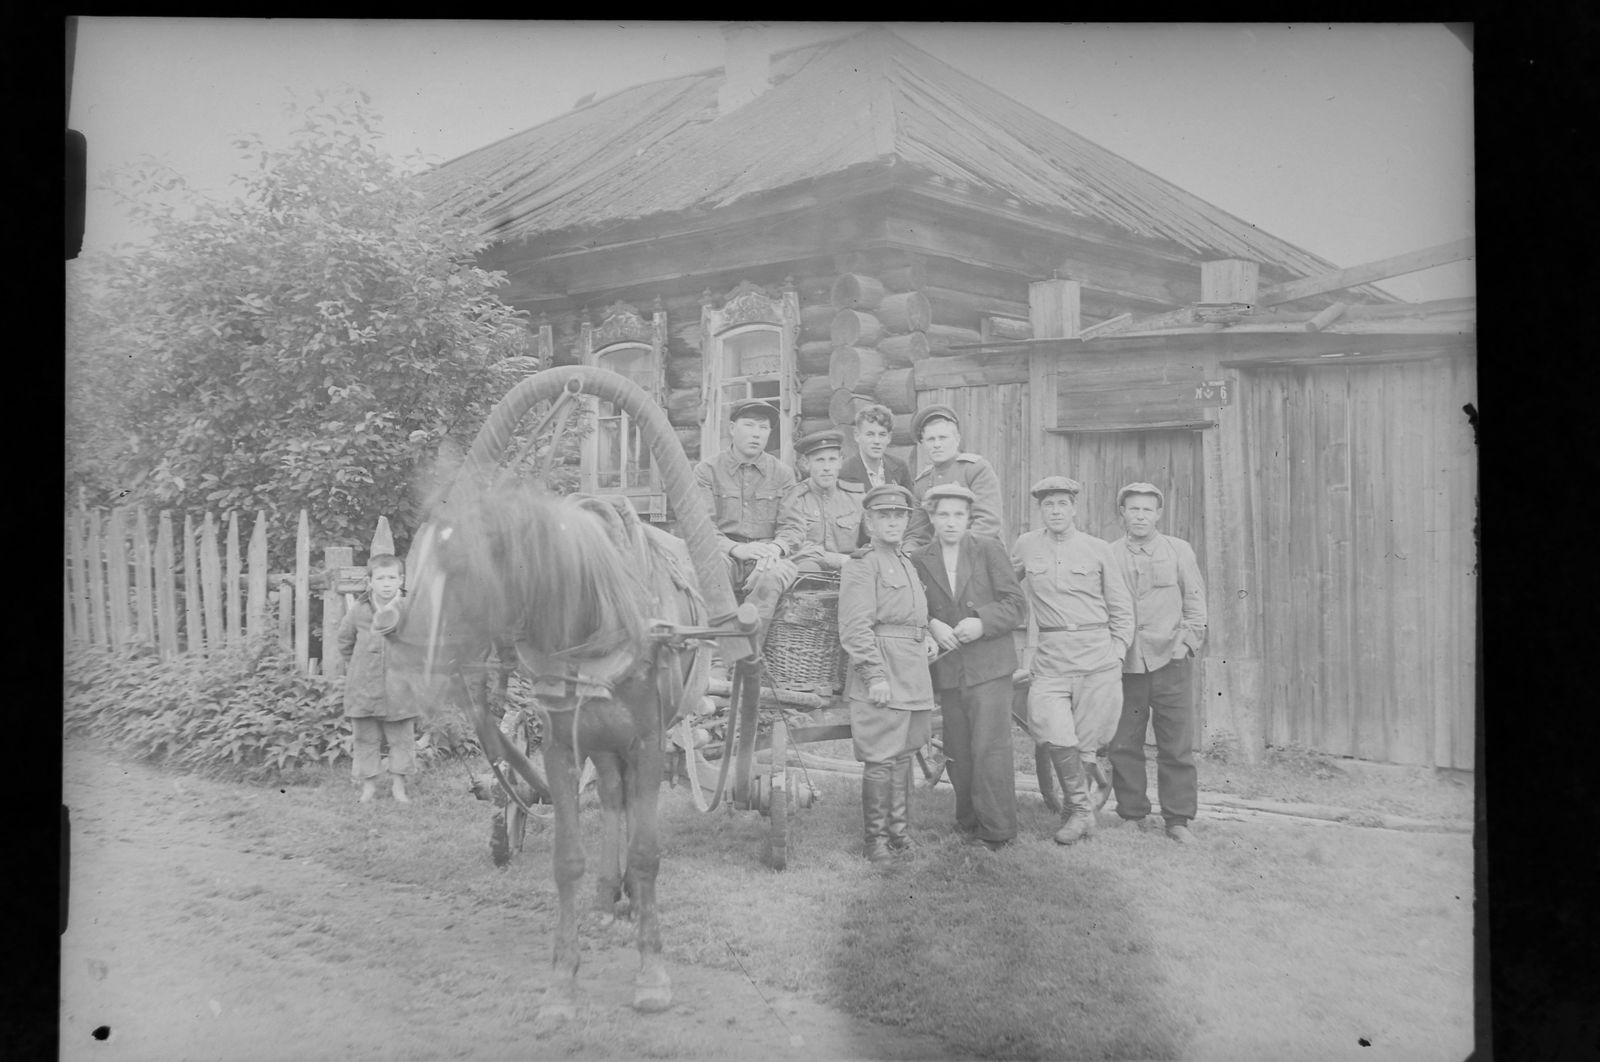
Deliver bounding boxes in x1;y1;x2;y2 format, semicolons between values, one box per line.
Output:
1108;658;1197;824
937;675;1018;843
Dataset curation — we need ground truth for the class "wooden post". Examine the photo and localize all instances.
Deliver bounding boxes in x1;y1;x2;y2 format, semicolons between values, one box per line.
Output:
200;512;224;652
155;511;179;659
134;509;154;646
225;512;242;646
106;507;129;650
321;546;354;679
182;514;202;655
369;516;395;560
1200;259;1260;305
1028;278;1081;340
67;510;90;645
1200;367;1265;763
294;509;311;672
86;507;107;648
246;512;267;644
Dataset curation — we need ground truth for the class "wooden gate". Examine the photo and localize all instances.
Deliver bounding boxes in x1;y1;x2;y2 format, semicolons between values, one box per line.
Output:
1244;352;1477;768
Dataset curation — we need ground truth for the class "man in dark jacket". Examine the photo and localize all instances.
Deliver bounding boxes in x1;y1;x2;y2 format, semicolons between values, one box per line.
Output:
912;484;1027;849
839;403;913;493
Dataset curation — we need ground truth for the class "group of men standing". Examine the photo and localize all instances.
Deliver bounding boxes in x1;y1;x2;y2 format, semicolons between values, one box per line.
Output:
693;398;1208;864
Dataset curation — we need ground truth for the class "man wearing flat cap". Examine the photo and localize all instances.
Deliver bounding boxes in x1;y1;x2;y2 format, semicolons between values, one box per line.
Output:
838;483;939;864
904;405;1006;550
693;399;798;646
1108;482;1208;845
774;429;866;575
911;483;1027;849
1012;476;1135;846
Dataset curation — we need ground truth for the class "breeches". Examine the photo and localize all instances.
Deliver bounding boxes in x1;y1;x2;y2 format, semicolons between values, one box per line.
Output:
849;702;933;763
1025;663;1122;752
937;675;1018;841
351;716;417;779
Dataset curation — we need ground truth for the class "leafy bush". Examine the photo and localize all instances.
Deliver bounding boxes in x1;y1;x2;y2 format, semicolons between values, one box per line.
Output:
64;639;480;783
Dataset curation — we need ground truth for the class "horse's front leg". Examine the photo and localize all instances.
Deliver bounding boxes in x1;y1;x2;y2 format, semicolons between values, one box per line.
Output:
589;750;628;926
626;733;671;1013
538;714;585;1026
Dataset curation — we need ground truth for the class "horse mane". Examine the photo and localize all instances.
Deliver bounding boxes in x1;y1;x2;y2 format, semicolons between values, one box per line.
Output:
459;487;648;663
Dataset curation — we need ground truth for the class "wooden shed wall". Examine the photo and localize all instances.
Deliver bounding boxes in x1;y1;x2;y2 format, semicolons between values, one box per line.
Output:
1245;352;1477;769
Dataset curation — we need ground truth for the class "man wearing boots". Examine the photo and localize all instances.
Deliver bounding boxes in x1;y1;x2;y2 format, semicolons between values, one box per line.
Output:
912;484;1027;850
693;398;798;649
1012;477;1134;845
838;484;939;864
1108;483;1208;844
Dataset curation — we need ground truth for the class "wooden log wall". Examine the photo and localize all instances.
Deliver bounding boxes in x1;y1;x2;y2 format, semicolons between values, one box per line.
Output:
813;271;943;450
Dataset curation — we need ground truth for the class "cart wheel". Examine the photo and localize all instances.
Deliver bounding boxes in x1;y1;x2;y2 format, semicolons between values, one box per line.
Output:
766;718;791;871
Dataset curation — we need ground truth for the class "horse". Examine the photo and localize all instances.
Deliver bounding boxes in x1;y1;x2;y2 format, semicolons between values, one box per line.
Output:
396;478;708;1023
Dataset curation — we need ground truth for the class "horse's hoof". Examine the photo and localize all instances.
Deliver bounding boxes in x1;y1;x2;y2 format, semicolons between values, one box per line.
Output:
632;984;673;1013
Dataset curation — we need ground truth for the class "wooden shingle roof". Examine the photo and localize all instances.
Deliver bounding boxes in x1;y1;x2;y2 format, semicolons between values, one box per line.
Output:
419;27;1343;278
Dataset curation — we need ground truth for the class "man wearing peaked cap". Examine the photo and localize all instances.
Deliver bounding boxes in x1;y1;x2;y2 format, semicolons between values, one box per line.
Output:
773;429;866;579
911;482;1026;849
1011;473;1135;846
838;477;937;863
693;396;797;650
905;405;1006;550
1108;482;1208;845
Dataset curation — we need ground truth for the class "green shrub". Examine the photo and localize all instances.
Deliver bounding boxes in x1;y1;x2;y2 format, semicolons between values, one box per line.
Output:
63;639;481;783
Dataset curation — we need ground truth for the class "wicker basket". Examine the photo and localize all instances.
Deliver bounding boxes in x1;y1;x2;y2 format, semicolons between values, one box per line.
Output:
762;573;847;694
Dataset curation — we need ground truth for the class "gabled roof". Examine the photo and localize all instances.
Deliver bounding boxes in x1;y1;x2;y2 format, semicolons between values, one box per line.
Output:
419;27;1342;278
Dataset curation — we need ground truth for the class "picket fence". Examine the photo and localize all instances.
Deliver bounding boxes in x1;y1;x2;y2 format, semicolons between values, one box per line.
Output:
63;497;396;680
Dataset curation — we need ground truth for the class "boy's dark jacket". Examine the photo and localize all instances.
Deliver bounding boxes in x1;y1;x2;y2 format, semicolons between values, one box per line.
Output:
337;592;416;720
911;534;1026;690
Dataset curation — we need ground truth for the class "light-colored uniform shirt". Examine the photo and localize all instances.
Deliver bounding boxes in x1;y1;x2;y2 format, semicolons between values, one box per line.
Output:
1111;532;1208;673
774;479;864;566
693;449;798;555
1012;526;1135;675
906;452;1006;549
838;549;935;711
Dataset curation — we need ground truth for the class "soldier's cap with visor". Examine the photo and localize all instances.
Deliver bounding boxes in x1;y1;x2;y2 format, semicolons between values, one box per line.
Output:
910;404;960;440
728;398;780;428
1116;481;1165;508
922;483;977;511
794;428;845;458
861;484;917;512
1030;475;1082;501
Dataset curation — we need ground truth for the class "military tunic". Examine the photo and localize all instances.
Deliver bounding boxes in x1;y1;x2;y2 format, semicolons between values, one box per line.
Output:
906;453;1006;549
838;547;935;761
1011;526;1135;751
774;479;865;569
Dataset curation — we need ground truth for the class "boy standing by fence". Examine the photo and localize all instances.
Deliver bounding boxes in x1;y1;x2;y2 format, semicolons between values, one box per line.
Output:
338;553;417;804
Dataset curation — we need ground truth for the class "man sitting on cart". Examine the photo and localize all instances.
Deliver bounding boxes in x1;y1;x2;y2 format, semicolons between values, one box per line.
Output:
774;429;867;578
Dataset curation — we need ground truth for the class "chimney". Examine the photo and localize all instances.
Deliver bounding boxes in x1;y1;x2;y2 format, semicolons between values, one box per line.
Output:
717;22;772;117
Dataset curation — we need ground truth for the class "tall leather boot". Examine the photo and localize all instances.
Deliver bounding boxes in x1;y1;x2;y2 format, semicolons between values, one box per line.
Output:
860;761;894;864
886;753;914;854
1035;745;1061;813
1047;745;1095;845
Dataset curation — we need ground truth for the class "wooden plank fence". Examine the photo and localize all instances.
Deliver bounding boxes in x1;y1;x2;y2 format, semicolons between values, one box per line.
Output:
63;497;395;677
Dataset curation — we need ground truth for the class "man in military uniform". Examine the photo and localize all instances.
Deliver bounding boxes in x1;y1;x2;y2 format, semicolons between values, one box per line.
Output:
1012;476;1135;845
775;429;866;575
693;399;798;646
1108;482;1208;844
904;405;1006;550
838;484;939;863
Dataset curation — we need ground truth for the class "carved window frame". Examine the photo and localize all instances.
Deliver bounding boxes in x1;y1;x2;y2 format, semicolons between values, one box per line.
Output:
700;282;801;466
579;301;668;510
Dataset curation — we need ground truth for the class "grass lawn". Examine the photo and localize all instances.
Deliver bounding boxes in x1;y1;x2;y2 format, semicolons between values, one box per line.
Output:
202;745;1475;1061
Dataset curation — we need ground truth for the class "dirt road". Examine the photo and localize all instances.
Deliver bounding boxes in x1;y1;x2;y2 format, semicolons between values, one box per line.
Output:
60;743;960;1061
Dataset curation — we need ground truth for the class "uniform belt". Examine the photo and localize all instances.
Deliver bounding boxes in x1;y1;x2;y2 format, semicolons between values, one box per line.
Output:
874;624;926;642
1037;623;1107;633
